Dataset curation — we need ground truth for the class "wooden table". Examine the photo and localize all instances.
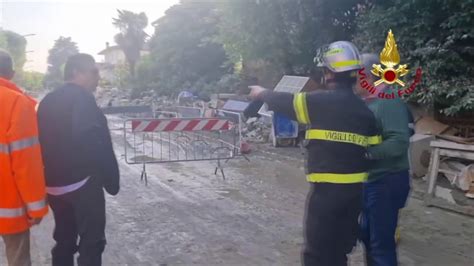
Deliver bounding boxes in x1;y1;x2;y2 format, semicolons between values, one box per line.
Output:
426;140;474;207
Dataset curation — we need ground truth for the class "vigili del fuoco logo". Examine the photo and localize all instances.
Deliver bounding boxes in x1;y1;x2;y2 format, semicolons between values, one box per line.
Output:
358;30;423;99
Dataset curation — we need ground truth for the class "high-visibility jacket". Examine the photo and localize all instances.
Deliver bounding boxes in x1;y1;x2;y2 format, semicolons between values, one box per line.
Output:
261;87;381;184
0;77;38;106
0;83;48;235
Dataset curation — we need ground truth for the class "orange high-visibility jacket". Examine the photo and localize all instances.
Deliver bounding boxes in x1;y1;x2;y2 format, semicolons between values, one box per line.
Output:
0;80;48;235
0;78;38;106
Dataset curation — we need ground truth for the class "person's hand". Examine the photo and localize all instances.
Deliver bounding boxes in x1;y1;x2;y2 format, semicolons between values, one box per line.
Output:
248;85;268;100
28;217;42;226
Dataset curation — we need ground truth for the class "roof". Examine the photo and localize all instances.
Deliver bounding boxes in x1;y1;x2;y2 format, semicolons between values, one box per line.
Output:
98;45;122;55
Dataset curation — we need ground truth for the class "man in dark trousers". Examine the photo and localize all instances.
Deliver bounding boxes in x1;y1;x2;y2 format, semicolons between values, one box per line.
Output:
38;53;120;266
249;41;381;266
356;53;412;266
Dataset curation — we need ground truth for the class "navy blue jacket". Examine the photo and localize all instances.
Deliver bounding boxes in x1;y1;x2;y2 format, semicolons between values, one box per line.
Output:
261;87;379;179
38;83;119;195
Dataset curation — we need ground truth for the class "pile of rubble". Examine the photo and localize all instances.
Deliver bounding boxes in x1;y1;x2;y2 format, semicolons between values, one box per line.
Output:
242;117;271;143
97;87;273;144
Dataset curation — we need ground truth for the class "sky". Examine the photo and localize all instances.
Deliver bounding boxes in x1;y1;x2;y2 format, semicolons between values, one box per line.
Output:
0;0;180;73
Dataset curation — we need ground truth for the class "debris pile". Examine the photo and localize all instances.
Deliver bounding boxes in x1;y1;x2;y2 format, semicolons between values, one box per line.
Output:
242;117;271;143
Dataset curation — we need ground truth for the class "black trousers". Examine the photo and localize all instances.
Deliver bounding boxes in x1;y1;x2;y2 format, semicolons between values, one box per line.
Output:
302;182;363;266
48;177;106;266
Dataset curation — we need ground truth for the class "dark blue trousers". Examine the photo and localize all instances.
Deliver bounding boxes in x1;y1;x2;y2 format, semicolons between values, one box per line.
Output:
360;170;410;266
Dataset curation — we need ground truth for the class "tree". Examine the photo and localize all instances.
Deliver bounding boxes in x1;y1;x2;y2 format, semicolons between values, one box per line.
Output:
140;0;233;96
44;37;79;89
0;30;27;86
19;71;44;92
112;62;130;89
218;0;366;86
354;0;474;116
0;30;27;71
135;55;154;90
113;10;148;78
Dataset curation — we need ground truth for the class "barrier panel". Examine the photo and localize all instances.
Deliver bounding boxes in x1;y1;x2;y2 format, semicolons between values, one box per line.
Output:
154;111;178;119
123;118;239;183
103;106;154;131
176;106;202;118
102;105;153;115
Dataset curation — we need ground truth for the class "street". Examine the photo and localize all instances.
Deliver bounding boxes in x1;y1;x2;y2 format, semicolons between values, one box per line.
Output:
2;118;474;266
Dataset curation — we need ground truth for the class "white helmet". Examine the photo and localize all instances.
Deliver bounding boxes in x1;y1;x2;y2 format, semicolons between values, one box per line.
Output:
316;41;362;73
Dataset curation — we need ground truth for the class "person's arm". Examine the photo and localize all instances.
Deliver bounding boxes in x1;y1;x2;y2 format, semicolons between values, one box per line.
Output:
261;91;299;121
100;121;120;195
250;86;311;124
367;100;410;159
7;95;48;222
71;93;120;195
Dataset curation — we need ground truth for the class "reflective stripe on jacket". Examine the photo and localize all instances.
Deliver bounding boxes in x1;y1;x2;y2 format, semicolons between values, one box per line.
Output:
0;84;48;234
262;88;381;184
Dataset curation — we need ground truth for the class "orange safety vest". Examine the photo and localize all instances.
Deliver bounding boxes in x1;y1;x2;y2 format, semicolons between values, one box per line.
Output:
0;77;38;106
0;81;48;235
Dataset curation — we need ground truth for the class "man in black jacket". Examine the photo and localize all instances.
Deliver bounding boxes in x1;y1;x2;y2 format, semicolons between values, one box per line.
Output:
38;53;119;266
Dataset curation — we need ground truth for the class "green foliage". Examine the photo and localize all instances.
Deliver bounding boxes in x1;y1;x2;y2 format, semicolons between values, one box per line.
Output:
0;30;27;71
126;0;472;116
113;62;131;89
354;0;474;115
44;37;79;89
132;0;364;95
139;0;232;96
18;71;44;92
113;10;148;77
218;0;365;85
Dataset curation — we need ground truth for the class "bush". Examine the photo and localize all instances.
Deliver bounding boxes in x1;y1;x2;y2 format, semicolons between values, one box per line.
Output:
354;0;474;116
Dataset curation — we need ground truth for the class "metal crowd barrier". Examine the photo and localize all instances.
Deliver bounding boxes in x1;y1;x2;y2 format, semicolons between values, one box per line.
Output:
154;111;178;119
103;105;154;131
102;105;153;115
123;118;239;183
214;110;250;161
176;106;203;118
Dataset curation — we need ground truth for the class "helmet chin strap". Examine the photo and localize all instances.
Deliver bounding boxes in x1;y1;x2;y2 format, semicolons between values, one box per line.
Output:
320;68;328;85
320;74;326;85
321;69;337;86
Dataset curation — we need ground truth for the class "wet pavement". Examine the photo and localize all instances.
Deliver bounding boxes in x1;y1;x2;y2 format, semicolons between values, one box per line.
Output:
2;118;474;265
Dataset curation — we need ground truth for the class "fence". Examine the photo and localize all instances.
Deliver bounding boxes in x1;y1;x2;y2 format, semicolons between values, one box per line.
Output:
102;106;154;131
123;118;239;183
175;106;203;118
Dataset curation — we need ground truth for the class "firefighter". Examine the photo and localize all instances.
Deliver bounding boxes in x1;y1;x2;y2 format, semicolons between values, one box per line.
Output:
249;41;381;266
38;54;120;266
0;49;48;266
356;53;412;266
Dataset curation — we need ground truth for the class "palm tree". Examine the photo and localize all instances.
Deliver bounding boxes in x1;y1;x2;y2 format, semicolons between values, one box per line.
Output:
113;10;148;78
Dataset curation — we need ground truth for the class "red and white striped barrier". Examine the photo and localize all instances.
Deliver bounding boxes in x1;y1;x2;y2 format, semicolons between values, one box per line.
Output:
132;119;231;132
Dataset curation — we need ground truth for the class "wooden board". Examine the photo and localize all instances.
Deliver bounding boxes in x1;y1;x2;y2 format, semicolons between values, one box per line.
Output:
430;140;474;152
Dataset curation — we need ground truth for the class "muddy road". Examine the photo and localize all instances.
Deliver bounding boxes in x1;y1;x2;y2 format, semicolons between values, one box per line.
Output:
1;116;473;265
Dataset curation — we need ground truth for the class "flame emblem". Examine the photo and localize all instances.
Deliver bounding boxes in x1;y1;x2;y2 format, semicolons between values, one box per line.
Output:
371;30;409;87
